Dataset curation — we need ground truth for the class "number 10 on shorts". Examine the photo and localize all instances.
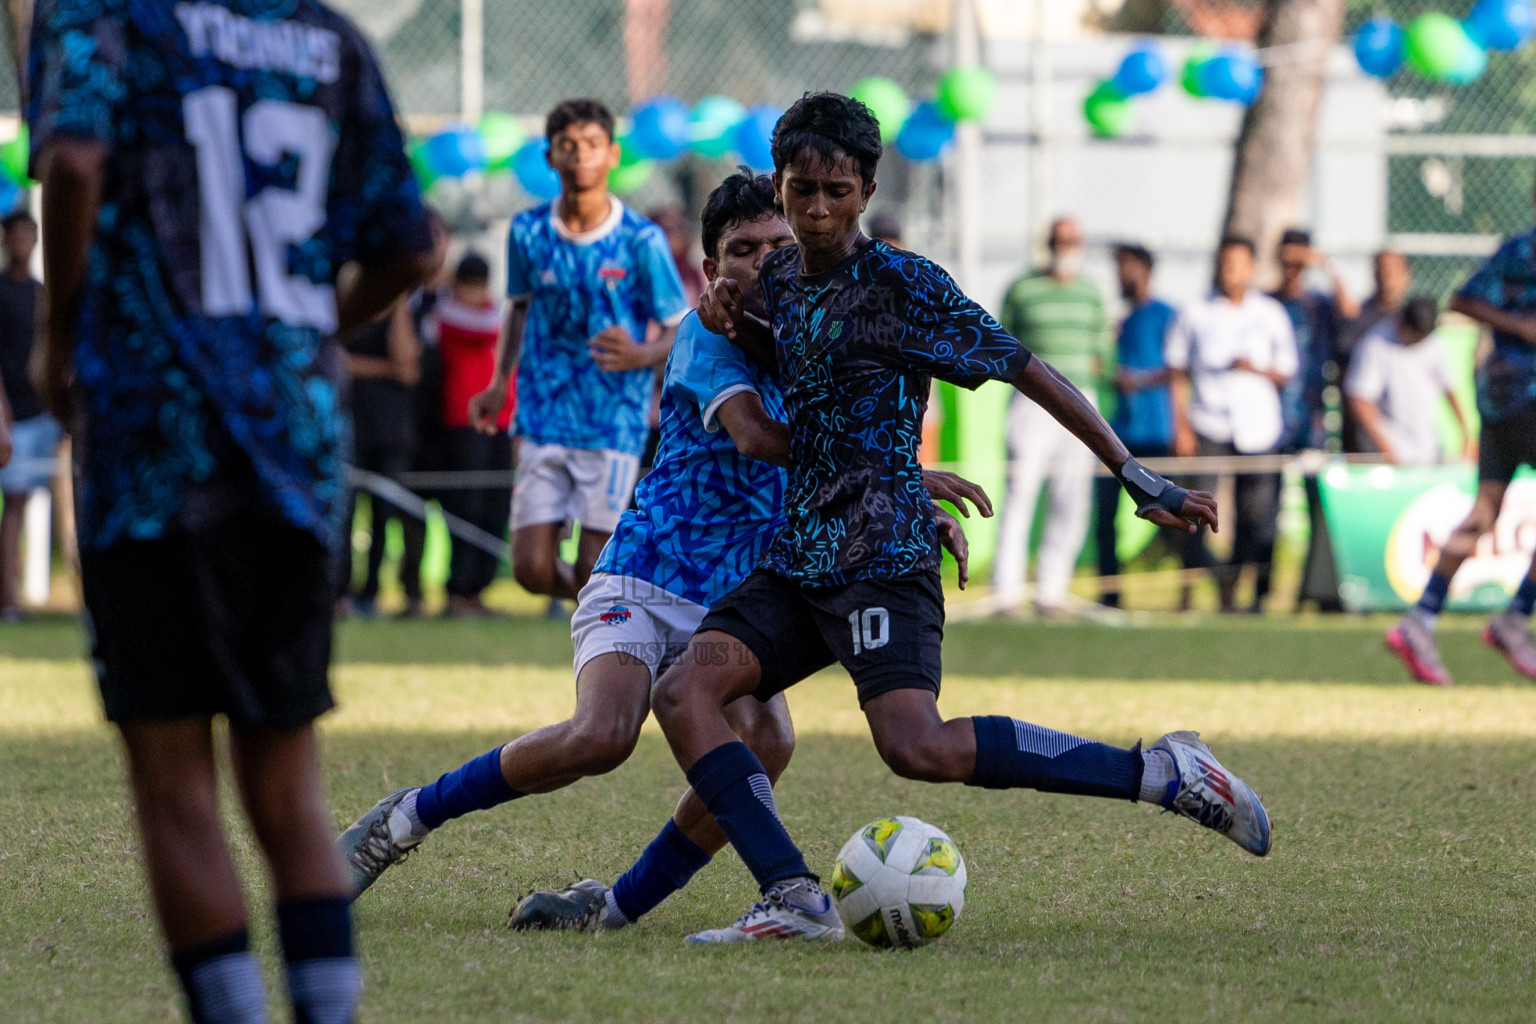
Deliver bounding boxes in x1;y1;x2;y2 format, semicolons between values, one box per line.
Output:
848;607;890;655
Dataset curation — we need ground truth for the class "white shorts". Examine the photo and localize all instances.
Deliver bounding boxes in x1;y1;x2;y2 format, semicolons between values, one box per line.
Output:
570;573;708;683
511;442;640;535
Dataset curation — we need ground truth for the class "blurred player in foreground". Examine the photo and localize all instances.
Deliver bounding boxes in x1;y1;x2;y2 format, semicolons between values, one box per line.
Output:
29;1;433;1019
1387;185;1536;685
661;93;1270;944
339;169;988;931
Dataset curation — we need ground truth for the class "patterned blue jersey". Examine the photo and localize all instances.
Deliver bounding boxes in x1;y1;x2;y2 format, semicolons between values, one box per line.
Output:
1456;229;1536;421
594;312;787;606
759;241;1032;585
27;0;429;551
506;200;690;458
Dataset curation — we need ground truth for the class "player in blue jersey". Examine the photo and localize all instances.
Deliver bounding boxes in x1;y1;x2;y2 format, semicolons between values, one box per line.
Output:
28;1;435;1020
338;170;987;931
1386;199;1536;686
650;93;1271;943
467;99;690;603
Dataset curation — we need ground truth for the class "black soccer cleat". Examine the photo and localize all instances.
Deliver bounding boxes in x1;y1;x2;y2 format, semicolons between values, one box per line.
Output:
509;879;612;932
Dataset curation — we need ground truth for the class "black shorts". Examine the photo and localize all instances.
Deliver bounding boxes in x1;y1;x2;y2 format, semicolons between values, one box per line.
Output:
697;568;945;707
1479;401;1536;484
81;515;336;728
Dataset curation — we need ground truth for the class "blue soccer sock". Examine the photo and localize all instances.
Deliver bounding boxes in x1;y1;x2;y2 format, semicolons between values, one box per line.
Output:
1509;574;1536;617
610;818;714;924
685;741;810;890
169;929;268;1024
276;897;359;1024
968;716;1142;801
413;745;522;830
1416;571;1452;618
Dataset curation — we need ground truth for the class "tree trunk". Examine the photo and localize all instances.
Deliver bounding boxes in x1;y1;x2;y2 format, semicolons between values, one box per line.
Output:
1220;0;1345;282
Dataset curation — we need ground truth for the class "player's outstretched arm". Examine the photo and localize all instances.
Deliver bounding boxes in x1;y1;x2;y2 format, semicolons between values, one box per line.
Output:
1448;295;1536;346
1012;356;1217;535
469;298;529;435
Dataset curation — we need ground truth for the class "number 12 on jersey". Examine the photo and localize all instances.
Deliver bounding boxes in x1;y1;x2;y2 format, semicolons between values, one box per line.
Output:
183;86;338;331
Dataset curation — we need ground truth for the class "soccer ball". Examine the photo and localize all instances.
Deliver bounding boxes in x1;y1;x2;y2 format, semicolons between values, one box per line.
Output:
829;816;967;949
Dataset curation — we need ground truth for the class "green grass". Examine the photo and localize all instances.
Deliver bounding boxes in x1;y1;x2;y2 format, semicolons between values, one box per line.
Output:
5;614;1536;1022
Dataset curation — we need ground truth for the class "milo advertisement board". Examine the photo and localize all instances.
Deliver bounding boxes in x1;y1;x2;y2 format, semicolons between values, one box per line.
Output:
1317;464;1536;612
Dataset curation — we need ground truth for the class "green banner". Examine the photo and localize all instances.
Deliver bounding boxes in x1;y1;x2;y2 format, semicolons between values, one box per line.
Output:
1317;464;1536;612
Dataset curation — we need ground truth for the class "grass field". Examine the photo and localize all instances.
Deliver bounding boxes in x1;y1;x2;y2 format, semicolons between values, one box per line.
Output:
5;612;1536;1022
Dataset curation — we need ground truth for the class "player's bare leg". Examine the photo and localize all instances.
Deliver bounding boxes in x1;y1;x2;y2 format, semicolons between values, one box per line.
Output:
860;689;1271;855
511;522;579;599
651;634;843;943
510;692;795;932
1388;478;1508;685
121;719;248;948
340;651;653;894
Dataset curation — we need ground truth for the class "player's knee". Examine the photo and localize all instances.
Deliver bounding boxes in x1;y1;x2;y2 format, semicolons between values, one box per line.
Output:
877;735;961;783
741;715;796;781
513;560;556;596
569;719;642;776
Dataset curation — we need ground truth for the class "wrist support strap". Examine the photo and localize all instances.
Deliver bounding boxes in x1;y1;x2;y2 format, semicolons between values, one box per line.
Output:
1117;457;1189;519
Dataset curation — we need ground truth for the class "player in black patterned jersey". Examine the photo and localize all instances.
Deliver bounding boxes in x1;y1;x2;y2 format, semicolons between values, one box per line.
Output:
643;93;1271;944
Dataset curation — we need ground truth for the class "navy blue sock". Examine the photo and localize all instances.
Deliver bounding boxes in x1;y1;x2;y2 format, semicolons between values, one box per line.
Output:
610;818;713;923
414;745;522;830
968;716;1142;801
1511;574;1536;617
685;741;810;889
1417;571;1452;616
169;928;267;1024
276;898;358;1024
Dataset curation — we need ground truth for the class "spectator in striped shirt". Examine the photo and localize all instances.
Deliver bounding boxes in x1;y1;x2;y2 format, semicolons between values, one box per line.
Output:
993;216;1111;615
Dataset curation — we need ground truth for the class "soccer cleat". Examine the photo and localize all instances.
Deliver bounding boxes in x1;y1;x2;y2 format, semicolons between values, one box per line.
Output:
685;877;845;944
509;879;612;932
1150;731;1272;857
338;787;427;898
1385;615;1453;686
1484;612;1536;681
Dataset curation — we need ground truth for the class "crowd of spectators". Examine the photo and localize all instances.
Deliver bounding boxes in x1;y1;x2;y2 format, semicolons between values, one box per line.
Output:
993;216;1468;614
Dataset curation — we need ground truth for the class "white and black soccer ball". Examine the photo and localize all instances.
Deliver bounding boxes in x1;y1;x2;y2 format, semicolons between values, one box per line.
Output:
829;816;967;949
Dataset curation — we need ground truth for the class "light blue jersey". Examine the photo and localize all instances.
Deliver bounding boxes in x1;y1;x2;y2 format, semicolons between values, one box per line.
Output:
507;198;690;457
595;312;787;607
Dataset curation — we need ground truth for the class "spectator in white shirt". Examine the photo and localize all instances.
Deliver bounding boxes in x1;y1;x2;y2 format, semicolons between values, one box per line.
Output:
1166;235;1299;612
1345;296;1474;466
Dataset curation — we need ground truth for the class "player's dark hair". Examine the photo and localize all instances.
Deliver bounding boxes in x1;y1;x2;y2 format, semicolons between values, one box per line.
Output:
456;252;490;282
545;98;615;143
1;209;35;232
1279;228;1312;248
1114;242;1154;270
700;166;778;262
771;92;882;187
1218;234;1256;257
1401;294;1439;338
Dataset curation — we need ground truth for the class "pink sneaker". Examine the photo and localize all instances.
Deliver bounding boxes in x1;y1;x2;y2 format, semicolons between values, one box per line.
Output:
1386;617;1453;686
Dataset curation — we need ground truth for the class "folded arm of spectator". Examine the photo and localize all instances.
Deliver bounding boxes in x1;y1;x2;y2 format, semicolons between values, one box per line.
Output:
1169;368;1197;458
0;372;12;467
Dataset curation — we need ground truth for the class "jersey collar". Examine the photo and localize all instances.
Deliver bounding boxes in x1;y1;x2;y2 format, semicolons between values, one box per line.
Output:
550;196;624;245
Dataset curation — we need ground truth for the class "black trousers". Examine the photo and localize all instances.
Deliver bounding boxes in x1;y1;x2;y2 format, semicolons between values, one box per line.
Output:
439;427;513;599
341;442;415;603
1181;436;1281;611
1094;442;1171;607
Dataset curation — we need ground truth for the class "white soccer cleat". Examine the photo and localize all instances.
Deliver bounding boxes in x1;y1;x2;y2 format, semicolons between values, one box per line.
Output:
1484;612;1536;681
338;787;428;898
685;877;845;944
1150;731;1272;857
